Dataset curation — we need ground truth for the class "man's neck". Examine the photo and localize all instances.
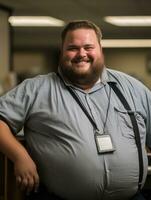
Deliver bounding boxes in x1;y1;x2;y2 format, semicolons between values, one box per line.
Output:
68;78;101;91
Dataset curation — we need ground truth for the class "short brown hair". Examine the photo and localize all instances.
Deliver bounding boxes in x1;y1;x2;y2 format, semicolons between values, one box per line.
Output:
61;20;102;45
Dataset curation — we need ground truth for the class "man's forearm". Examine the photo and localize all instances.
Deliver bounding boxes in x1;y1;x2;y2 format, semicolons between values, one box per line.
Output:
0;120;30;162
0;120;39;192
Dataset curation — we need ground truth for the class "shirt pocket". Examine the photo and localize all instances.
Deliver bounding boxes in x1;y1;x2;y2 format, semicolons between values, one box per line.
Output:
114;106;146;140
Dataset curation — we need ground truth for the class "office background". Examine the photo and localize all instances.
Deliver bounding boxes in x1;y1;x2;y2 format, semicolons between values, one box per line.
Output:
0;0;151;199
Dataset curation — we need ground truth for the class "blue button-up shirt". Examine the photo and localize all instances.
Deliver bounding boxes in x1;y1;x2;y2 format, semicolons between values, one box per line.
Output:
0;68;151;200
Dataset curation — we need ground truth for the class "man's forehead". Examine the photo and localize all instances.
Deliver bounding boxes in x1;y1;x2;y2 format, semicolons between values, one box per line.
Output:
64;29;98;42
66;28;96;36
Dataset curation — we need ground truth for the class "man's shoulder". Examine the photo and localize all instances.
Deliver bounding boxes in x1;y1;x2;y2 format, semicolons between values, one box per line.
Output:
23;72;58;87
107;68;134;79
29;72;57;82
14;72;59;96
106;68;150;97
107;68;144;86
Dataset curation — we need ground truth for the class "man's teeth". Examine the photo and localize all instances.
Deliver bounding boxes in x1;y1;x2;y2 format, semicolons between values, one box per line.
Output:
75;60;89;63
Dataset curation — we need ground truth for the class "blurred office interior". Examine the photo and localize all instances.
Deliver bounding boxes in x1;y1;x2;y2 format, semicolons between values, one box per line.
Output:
0;0;151;199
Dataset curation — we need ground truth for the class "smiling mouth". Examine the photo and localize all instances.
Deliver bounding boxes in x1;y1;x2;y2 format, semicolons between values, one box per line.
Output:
72;61;91;67
72;59;91;64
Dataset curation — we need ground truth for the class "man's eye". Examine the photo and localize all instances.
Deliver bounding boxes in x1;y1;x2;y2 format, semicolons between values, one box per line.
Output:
85;46;94;50
67;47;78;51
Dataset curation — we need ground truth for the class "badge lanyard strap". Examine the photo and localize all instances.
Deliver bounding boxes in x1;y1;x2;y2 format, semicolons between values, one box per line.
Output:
57;72;111;135
108;82;143;191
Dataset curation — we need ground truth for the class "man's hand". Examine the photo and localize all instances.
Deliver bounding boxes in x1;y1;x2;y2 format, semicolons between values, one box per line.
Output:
14;156;39;194
0;120;39;194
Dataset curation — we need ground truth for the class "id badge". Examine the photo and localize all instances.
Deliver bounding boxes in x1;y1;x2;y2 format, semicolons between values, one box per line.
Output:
95;134;115;154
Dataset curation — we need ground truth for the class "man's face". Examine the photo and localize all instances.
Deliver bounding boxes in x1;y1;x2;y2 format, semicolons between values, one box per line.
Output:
60;28;104;88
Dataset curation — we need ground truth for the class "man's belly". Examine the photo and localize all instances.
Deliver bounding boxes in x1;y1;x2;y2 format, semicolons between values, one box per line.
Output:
27;135;147;200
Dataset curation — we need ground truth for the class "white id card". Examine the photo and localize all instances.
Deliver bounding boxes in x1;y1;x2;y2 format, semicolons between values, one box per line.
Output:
95;134;115;154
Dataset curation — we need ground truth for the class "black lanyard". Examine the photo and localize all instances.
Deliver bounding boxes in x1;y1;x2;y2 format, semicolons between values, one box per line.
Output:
108;82;143;191
57;73;143;190
57;72;110;133
65;86;99;130
57;73;99;130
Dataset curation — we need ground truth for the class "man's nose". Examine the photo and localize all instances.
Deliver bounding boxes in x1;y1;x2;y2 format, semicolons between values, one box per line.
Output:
77;48;87;57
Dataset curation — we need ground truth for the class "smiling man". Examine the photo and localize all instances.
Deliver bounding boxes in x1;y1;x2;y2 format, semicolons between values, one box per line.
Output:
60;27;104;90
0;20;151;200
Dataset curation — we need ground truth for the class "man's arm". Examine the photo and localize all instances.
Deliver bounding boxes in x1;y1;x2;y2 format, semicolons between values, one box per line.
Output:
0;120;39;193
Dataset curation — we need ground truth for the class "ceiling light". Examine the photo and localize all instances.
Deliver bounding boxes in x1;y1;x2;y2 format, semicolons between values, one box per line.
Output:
101;39;151;48
104;16;151;26
9;16;65;27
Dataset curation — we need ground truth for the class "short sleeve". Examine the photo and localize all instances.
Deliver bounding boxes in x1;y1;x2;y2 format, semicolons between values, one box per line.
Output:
0;79;36;134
